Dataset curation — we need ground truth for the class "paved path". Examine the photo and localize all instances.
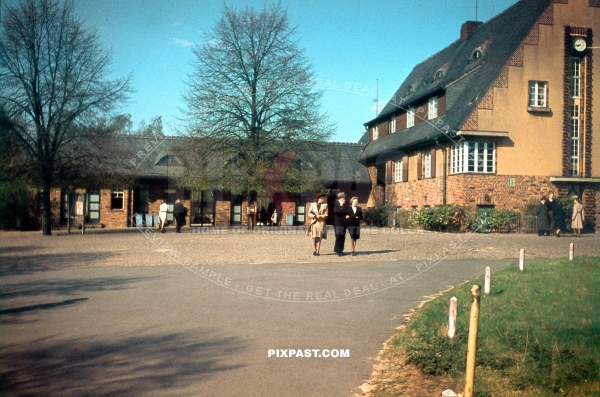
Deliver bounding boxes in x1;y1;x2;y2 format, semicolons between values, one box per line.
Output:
1;228;598;396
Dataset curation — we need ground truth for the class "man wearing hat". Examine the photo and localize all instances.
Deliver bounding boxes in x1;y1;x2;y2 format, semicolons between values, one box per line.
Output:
307;193;328;256
333;191;350;256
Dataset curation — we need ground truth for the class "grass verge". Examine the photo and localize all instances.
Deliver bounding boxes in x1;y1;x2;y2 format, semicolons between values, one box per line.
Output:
362;257;600;397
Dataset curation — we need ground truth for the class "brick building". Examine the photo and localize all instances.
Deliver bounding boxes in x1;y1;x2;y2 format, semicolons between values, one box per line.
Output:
360;0;600;230
51;136;371;229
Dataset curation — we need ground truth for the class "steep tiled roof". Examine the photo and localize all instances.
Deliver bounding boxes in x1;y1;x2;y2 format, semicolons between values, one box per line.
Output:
360;0;552;163
112;135;370;185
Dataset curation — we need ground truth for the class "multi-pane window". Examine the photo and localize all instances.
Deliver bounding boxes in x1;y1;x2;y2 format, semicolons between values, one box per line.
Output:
111;189;124;210
528;81;547;107
394;160;403;182
428;97;438;120
389;117;396;134
372;125;379;141
450;142;495;174
407;107;415;128
570;58;581;176
424;152;431;178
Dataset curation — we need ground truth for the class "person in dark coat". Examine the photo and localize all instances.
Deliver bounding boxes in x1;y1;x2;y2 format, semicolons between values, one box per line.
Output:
535;196;550;236
333;192;350;256
550;197;566;237
173;199;187;233
347;196;363;256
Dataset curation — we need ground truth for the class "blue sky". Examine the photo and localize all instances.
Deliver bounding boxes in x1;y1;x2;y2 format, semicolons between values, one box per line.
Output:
3;0;520;142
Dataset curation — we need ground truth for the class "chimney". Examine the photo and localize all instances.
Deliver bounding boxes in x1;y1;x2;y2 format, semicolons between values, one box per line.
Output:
460;21;482;40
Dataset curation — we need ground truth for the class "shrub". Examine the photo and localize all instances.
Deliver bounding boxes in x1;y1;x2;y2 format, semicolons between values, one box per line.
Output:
413;204;463;232
362;205;393;226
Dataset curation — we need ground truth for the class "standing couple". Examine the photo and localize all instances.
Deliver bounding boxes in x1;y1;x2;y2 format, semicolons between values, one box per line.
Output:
307;192;362;257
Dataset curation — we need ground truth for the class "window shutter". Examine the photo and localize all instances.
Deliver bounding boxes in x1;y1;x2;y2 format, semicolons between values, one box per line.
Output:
417;154;423;180
402;157;409;182
386;161;393;184
430;149;437;178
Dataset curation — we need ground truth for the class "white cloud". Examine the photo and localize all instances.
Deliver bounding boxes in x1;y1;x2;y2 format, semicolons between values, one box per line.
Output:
172;38;194;47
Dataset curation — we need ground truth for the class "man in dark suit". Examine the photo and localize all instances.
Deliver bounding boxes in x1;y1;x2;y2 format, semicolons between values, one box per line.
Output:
173;199;187;233
333;192;350;256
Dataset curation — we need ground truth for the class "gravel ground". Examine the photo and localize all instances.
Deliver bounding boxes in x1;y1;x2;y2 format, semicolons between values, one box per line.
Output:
1;226;598;271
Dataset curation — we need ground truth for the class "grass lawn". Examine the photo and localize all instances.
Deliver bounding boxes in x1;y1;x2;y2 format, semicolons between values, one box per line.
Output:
363;257;600;397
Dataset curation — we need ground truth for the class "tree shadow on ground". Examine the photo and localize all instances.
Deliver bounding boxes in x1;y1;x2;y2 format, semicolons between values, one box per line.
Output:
0;276;155;300
0;251;121;274
0;297;89;315
0;330;248;396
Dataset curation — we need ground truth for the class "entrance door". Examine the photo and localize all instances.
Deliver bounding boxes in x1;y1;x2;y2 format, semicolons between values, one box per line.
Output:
231;195;242;225
87;190;100;224
191;190;215;226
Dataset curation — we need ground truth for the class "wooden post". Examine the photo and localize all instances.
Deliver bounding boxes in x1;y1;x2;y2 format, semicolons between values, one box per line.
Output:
448;297;457;338
519;249;524;271
484;267;491;295
82;193;86;235
67;193;71;234
569;243;574;261
464;285;481;397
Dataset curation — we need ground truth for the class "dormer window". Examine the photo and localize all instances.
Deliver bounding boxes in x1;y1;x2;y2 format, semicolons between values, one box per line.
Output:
469;49;483;63
156;155;179;165
434;69;444;80
406;86;414;95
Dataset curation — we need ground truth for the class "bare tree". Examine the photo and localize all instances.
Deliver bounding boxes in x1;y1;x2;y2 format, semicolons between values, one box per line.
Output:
183;1;334;194
0;0;131;235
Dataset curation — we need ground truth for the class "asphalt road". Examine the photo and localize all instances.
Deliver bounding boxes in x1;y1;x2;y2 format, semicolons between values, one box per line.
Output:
1;229;598;396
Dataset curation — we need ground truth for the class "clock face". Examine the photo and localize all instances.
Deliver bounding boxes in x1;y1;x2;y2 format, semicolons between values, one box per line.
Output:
573;38;587;52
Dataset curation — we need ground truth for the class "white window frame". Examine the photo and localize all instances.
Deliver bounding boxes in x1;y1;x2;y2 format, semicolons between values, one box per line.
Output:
394;160;403;182
450;142;495;174
406;107;414;128
389;117;396;134
428;96;438;120
570;57;581;176
111;189;124;210
424;152;431;178
528;81;547;108
372;125;378;141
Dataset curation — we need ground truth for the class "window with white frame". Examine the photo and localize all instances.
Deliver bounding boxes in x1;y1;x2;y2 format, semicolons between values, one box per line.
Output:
570;57;581;176
389;117;396;134
450;142;495;174
406;107;414;128
423;152;431;178
428;97;438;120
528;81;547;107
372;125;378;141
111;189;124;210
394;160;403;182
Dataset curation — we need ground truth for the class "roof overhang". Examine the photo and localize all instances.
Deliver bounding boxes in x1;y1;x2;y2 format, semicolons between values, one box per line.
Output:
455;130;509;138
550;177;600;183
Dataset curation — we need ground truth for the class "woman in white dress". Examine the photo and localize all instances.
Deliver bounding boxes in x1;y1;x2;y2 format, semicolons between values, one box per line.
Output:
307;194;328;256
158;200;168;233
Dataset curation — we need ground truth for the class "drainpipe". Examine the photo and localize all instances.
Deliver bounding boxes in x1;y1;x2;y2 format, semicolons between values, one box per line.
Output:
436;140;447;205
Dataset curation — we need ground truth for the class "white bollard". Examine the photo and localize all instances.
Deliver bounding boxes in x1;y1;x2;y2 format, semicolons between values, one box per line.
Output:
519;249;524;271
448;297;457;338
484;266;491;295
569;243;574;261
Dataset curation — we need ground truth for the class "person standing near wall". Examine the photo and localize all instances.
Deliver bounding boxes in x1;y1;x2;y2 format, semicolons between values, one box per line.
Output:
535;196;549;237
158;200;168;233
247;200;257;230
571;197;584;237
173;199;187;233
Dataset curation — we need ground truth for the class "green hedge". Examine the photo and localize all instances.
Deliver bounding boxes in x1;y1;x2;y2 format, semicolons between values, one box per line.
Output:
411;205;520;233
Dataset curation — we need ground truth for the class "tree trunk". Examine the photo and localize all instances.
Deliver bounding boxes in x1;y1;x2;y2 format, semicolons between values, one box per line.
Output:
42;186;52;236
